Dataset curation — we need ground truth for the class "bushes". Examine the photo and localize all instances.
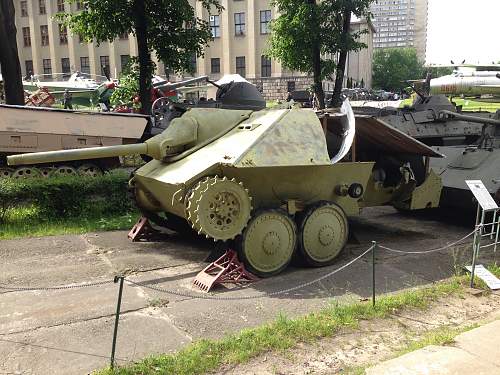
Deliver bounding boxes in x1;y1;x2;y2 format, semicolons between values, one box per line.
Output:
0;171;134;223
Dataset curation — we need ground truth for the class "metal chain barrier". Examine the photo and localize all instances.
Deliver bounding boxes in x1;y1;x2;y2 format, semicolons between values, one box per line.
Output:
125;245;376;301
0;279;114;292
378;229;477;254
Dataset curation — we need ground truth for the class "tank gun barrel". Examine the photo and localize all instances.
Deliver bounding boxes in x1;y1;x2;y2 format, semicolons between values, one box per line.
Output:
7;143;148;166
439;110;500;126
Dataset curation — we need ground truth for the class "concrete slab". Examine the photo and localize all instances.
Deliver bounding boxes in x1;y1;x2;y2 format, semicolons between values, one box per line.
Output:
454;319;500;367
0;310;190;375
366;345;499;375
0;281;145;335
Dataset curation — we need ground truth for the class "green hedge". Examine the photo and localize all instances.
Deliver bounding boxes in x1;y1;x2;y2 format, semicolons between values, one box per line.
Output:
0;170;133;222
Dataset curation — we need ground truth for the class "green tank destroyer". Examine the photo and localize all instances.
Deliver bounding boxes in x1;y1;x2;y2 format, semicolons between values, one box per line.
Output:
8;105;442;276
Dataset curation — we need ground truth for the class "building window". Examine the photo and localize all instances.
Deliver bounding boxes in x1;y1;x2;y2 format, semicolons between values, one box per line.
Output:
40;25;49;46
287;81;295;93
119;32;128;40
120;55;130;72
42;58;52;75
236;56;246;77
210;15;220;38
61;58;71;77
99;56;110;76
261;55;271;77
25;60;33;76
22;27;31;47
260;10;271;34
20;0;28;17
39;0;46;14
78;34;85;44
189;54;197;73
76;0;83;10
210;58;220;74
57;0;64;12
234;12;245;36
59;24;68;45
80;56;90;74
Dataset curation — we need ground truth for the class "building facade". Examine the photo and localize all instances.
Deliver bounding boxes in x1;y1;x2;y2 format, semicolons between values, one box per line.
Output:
13;0;374;100
370;0;427;60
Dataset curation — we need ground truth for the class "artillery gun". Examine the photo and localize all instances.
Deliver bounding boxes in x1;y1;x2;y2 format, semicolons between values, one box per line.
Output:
8;103;442;276
354;95;500;208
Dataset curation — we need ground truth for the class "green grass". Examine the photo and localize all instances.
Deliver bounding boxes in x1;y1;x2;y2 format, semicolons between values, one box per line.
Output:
395;324;479;358
400;97;500;112
0;205;139;240
97;278;466;375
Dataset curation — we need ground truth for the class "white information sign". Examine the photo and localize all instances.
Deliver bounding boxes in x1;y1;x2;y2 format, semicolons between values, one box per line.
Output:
465;180;498;211
465;265;500;290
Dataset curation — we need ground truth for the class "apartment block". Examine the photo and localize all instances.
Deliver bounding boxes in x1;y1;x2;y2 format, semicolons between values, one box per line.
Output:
13;0;375;100
370;0;427;60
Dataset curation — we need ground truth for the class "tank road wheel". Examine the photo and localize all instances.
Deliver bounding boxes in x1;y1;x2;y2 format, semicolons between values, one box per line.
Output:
297;202;349;267
12;167;41;179
39;167;53;178
239;209;297;277
50;165;77;177
187;176;252;241
77;164;103;177
0;167;14;179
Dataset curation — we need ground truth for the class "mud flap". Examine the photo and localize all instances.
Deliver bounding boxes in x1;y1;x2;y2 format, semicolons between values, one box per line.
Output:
394;170;443;210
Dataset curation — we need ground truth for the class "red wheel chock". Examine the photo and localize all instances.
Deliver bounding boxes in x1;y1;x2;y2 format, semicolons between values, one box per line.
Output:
193;249;259;292
128;216;161;242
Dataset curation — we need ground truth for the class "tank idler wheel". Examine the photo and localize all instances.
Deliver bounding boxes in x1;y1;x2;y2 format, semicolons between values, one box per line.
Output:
12;167;41;179
50;165;77;177
77;163;103;177
238;209;297;277
0;167;14;179
297;201;349;267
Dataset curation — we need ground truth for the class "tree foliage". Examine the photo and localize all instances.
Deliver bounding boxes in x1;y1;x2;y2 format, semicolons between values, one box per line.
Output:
59;0;222;113
372;48;425;92
109;57;141;109
0;0;24;104
267;0;373;108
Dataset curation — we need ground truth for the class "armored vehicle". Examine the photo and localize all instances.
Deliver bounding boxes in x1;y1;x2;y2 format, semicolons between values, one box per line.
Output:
0;75;265;179
8;103;441;276
0;104;148;178
354;95;500;207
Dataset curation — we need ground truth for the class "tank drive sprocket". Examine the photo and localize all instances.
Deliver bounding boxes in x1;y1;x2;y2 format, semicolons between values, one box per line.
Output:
186;176;252;241
297;201;348;266
238;209;297;277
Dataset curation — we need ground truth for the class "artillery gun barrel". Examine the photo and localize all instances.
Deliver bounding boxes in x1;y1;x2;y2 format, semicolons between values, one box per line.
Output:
7;143;148;166
439;110;500;126
153;75;209;90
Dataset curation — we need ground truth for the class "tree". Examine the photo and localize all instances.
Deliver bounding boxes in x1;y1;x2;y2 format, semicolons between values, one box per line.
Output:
0;0;24;105
59;0;222;114
267;0;373;109
372;48;425;92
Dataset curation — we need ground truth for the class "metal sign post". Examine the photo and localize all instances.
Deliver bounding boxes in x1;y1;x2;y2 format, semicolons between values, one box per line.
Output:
466;180;499;288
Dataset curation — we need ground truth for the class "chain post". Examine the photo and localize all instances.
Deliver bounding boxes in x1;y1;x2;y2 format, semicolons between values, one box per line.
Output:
470;225;481;288
110;275;125;369
372;241;376;308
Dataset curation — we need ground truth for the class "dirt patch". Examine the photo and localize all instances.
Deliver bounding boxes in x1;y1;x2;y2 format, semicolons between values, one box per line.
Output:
221;291;500;375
